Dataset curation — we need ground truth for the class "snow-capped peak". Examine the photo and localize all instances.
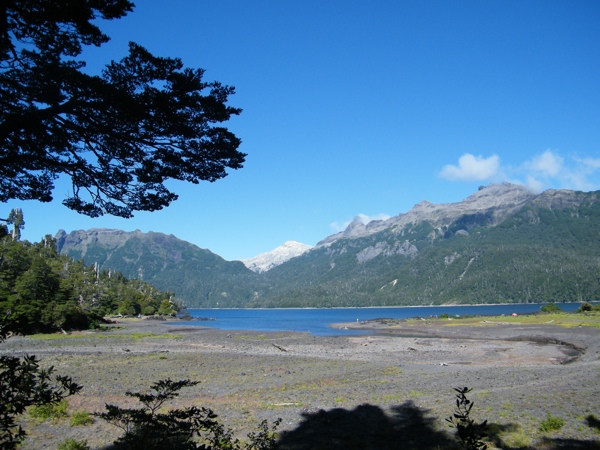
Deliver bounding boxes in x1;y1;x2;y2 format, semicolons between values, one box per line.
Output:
242;241;313;273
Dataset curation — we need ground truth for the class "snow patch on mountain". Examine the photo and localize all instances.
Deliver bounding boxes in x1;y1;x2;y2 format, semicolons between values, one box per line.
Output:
242;241;313;273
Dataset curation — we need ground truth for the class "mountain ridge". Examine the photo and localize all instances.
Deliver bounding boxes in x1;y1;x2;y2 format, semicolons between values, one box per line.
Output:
55;183;600;308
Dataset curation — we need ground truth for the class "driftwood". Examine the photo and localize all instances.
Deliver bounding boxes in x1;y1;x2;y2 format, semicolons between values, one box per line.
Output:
272;343;289;352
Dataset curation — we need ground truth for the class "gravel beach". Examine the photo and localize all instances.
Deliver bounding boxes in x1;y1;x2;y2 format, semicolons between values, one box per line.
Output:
2;318;600;449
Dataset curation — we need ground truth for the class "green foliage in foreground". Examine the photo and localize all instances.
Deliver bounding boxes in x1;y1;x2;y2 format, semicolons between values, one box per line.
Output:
96;378;281;449
0;316;81;449
446;387;488;450
0;236;179;335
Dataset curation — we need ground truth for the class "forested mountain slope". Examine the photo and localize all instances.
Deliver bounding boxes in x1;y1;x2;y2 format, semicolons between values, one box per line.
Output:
56;184;600;307
56;229;260;308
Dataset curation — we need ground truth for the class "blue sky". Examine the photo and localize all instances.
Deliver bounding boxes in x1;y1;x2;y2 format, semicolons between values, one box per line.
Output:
6;0;600;261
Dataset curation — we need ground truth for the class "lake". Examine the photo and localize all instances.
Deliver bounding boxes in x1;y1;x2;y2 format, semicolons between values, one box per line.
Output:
174;303;589;336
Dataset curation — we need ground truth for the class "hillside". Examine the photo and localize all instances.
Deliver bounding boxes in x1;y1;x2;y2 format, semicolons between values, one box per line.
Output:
56;184;600;307
55;229;260;308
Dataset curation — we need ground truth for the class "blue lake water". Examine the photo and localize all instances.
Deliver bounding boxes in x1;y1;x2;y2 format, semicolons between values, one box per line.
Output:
174;303;590;336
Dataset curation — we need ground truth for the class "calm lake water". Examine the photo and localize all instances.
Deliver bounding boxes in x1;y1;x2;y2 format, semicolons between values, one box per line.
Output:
174;303;589;336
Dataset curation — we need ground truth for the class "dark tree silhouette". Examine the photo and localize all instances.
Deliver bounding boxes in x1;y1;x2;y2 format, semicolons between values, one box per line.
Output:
0;314;81;449
1;0;245;218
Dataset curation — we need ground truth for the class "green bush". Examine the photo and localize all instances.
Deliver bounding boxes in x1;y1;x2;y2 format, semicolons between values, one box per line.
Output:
540;303;562;313
28;399;68;421
539;414;565;432
577;302;600;312
70;410;93;427
57;438;90;450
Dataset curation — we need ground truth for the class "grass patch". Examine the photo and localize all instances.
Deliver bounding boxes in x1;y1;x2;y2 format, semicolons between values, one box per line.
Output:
235;334;268;341
430;311;600;328
539;414;565;432
28;399;68;421
28;333;89;340
501;430;533;448
381;366;402;376
70;410;94;427
57;438;90;450
96;332;181;339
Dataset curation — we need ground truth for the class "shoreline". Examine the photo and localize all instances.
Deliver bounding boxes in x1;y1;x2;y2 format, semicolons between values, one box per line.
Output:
182;301;595;310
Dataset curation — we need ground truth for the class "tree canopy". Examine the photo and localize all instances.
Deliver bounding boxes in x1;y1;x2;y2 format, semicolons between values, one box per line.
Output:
0;0;245;218
0;234;179;335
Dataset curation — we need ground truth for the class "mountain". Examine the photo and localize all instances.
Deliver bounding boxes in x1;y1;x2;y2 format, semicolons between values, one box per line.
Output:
55;229;260;308
56;183;600;308
242;241;313;273
317;183;535;247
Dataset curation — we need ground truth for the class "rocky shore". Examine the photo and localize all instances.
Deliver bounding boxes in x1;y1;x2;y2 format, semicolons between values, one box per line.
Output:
2;318;600;449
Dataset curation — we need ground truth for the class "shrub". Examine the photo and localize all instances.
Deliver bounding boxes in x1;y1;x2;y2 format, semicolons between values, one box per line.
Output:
0;315;81;449
540;303;562;313
96;378;280;449
28;399;68;421
577;302;600;312
70;410;94;427
539;414;565;432
57;438;90;450
446;387;488;450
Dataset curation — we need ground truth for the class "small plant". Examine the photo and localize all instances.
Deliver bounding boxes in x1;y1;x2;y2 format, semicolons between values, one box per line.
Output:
28;399;69;421
446;387;488;450
96;378;280;449
70;410;94;426
57;438;90;450
539;414;565;432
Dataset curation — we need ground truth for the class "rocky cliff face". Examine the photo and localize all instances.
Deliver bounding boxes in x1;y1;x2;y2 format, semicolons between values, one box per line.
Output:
242;241;313;273
317;183;536;247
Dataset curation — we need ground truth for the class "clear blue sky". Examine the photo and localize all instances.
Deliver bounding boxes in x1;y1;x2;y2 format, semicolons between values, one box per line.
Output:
6;0;600;261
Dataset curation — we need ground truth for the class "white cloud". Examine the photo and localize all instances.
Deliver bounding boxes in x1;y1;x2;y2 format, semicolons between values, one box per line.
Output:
580;157;600;170
441;149;600;193
525;149;564;177
329;221;347;232
524;175;545;193
439;154;500;181
356;213;391;224
330;213;391;232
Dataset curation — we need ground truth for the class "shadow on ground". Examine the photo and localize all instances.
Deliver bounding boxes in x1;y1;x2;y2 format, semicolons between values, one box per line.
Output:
276;401;461;450
276;401;600;450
